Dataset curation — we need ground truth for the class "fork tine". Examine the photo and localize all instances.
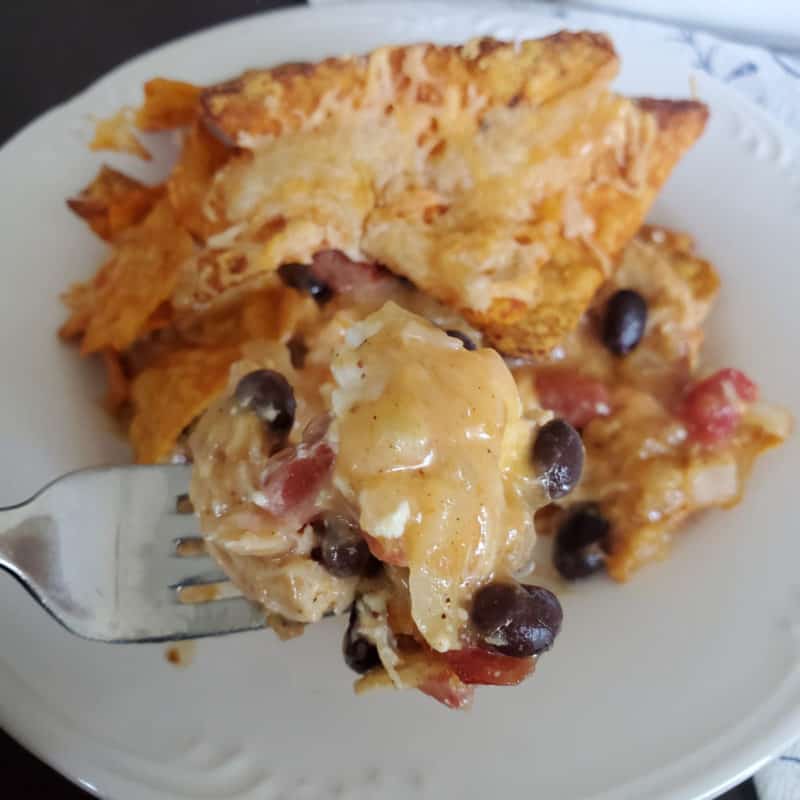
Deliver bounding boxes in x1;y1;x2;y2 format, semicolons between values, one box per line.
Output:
161;464;193;503
170;566;241;606
2;463;268;641
151;597;266;641
158;512;201;541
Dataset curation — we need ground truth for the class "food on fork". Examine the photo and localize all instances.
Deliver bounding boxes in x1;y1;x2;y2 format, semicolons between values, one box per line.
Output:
189;303;568;706
55;30;790;704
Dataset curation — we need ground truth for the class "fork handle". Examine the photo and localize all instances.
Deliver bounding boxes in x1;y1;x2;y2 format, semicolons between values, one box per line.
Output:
0;496;48;578
0;499;38;557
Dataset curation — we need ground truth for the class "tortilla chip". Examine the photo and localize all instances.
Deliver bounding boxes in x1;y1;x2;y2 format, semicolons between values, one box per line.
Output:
79;198;195;354
399;99;706;356
102;349;130;413
67;165;164;241
240;289;285;340
59;253;121;340
59;282;95;340
90;108;151;160
201;33;618;146
167;122;231;239
129;346;240;463
580;98;710;259
135;78;202;131
142;301;175;334
195;35;705;355
166;286;281;347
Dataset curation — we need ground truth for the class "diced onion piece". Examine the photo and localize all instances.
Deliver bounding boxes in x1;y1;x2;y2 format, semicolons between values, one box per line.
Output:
688;457;738;506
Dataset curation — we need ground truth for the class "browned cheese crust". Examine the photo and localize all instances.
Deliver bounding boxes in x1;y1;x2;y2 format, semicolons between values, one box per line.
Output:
198;34;707;355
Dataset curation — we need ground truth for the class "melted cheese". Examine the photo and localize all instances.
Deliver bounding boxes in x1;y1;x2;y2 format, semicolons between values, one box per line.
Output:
331;303;543;651
201;89;641;316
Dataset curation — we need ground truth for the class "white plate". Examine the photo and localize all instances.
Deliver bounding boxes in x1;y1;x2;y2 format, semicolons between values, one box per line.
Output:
1;4;799;799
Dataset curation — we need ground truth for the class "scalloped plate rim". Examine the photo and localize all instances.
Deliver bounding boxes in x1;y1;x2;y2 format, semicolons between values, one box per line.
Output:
1;4;799;800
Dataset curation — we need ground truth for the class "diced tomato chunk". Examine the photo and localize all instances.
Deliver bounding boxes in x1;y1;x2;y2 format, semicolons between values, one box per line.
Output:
311;250;391;293
718;368;758;402
535;368;611;429
362;531;408;567
261;441;334;519
443;647;535;686
680;368;759;445
418;666;475;709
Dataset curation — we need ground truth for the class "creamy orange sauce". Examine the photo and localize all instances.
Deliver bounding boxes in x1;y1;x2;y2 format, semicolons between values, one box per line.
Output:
331;303;546;651
187;286;492;629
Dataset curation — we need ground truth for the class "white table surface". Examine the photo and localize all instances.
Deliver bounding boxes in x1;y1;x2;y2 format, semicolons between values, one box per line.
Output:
568;0;800;52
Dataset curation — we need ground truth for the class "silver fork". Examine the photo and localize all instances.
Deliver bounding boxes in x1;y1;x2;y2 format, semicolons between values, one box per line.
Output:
0;464;265;642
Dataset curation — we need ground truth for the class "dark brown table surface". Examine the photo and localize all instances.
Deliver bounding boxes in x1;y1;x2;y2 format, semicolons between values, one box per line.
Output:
0;2;763;797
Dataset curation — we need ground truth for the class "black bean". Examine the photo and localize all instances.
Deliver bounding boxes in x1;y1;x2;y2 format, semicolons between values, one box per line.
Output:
471;582;517;636
445;329;477;351
470;582;563;657
233;369;296;437
520;585;563;652
343;605;381;674
363;555;384;577
312;514;374;578
533;419;584;499
278;262;333;304
554;504;611;579
602;289;647;356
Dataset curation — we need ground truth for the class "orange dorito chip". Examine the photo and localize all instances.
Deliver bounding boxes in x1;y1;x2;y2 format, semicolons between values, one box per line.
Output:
59;281;95;340
129;346;240;463
172;287;284;347
79;198;195;354
241;288;290;340
136;78;202;131
58;255;119;340
67;165;164;241
102;349;130;413
167;122;231;239
90;108;151;160
142;301;174;334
